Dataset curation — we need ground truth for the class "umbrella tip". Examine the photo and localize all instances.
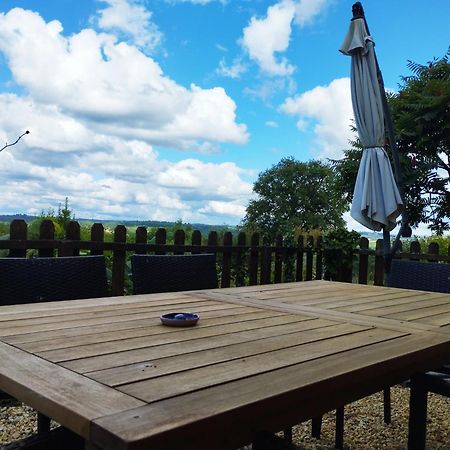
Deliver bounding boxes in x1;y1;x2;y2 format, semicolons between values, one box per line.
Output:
352;2;365;19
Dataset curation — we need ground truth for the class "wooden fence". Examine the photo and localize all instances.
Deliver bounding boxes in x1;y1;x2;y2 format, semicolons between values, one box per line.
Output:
1;219;449;296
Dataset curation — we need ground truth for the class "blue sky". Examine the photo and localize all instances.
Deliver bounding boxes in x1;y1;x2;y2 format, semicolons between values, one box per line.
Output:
0;0;448;230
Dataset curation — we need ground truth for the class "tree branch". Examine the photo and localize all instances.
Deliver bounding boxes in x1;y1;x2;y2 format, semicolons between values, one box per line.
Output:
0;130;30;153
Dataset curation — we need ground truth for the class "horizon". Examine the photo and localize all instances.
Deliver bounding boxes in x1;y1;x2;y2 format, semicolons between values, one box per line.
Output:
0;0;448;236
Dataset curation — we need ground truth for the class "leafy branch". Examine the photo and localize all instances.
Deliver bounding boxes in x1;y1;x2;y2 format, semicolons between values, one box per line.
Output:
0;130;30;153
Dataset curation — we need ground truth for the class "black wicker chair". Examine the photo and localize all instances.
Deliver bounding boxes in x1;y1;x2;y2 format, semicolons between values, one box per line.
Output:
0;255;109;305
389;259;450;449
311;259;450;449
131;253;218;294
0;255;108;446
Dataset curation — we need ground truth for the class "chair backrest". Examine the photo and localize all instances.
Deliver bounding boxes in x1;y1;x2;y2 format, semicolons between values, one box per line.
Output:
0;256;109;305
131;254;218;295
388;259;450;293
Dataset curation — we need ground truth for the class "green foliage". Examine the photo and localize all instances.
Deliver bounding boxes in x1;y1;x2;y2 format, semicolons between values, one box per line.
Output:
242;157;347;242
322;228;361;281
28;197;75;239
333;50;450;234
0;222;9;236
417;235;450;256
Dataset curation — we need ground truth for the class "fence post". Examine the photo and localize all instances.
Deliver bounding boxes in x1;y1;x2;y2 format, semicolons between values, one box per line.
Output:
191;230;202;254
39;220;55;257
112;225;126;296
410;241;421;261
315;236;323;281
358;237;369;285
221;232;232;288
155;228;167;255
90;223;104;256
9;219;27;258
235;232;246;287
428;242;439;262
135;227;147;254
305;236;314;281
296;235;304;281
374;239;384;286
260;239;272;285
60;221;80;257
174;230;185;255
249;233;260;286
274;235;283;284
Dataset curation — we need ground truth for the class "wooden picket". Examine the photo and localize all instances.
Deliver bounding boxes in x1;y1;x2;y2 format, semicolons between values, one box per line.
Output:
1;219;449;296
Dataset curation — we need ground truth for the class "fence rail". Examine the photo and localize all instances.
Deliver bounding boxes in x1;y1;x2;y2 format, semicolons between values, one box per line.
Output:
1;219;449;296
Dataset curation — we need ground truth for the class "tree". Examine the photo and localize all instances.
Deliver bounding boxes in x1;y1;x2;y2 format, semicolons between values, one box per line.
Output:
242;157;347;240
333;50;450;234
28;197;75;239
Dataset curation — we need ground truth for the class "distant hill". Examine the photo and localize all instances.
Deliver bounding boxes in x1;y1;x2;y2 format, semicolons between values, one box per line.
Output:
0;215;236;235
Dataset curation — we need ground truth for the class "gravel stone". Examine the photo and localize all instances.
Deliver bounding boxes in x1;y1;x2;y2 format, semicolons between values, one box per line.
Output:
1;386;449;449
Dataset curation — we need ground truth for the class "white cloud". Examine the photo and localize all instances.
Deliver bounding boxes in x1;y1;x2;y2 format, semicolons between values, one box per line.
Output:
265;121;279;128
0;7;251;224
199;201;247;218
240;0;332;76
281;77;353;159
0;8;248;151
294;0;331;26
216;57;247;79
95;0;162;52
242;0;296;76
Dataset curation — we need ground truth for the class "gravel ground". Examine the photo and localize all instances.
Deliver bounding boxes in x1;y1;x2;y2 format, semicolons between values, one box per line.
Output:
1;386;449;449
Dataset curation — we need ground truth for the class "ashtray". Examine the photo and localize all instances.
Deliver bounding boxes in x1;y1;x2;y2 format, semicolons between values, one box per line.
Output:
160;312;199;327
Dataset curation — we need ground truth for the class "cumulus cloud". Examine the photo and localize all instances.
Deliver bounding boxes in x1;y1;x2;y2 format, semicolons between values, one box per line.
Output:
199;201;247;218
294;0;330;27
0;8;248;150
95;0;162;52
240;0;332;76
242;0;296;76
0;7;251;224
280;77;353;159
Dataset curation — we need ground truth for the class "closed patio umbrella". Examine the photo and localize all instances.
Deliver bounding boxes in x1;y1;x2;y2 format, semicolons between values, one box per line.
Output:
340;2;409;269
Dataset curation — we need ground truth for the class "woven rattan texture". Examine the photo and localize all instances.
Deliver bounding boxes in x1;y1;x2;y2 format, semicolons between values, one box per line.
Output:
131;254;218;295
0;256;108;305
388;259;450;293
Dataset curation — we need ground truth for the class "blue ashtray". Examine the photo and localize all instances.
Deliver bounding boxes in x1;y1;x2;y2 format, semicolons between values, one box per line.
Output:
160;312;199;327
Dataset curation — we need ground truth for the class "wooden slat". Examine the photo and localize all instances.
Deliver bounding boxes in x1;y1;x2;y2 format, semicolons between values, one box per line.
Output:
86;319;341;386
411;311;450;327
3;306;262;345
350;296;450;318
37;314;317;363
60;317;330;374
383;304;450;321
12;310;289;352
0;302;247;337
0;292;192;317
333;292;450;312
118;327;401;403
0;342;144;439
197;291;437;333
90;332;450;450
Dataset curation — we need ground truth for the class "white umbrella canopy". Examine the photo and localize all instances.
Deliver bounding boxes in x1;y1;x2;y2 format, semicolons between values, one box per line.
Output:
340;13;403;232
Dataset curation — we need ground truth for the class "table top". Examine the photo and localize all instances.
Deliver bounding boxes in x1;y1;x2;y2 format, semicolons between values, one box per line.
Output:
1;280;449;450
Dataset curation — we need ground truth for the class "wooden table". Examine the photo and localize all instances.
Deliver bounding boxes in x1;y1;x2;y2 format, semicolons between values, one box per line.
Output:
1;281;449;450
